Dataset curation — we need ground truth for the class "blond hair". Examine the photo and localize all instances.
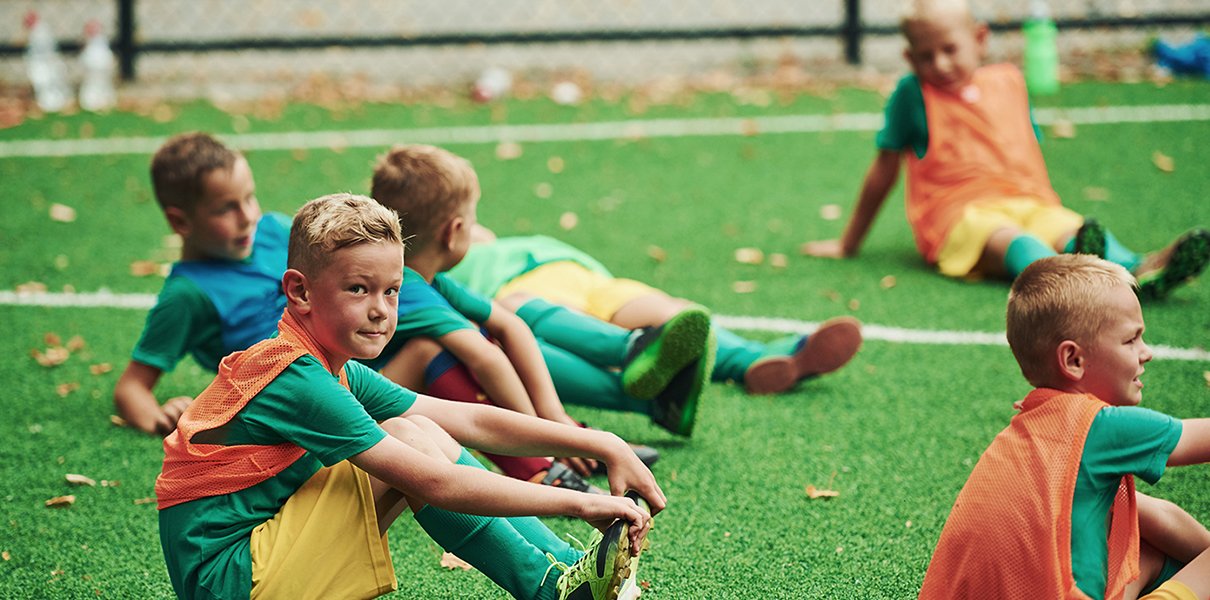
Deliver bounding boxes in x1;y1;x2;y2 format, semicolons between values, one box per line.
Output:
150;132;239;213
370;144;479;252
899;0;974;30
1006;255;1136;386
288;193;403;276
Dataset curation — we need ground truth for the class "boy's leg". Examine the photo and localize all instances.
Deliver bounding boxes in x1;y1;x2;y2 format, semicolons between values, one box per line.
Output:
1134;229;1210;301
987;227;1059;279
743;317;863;394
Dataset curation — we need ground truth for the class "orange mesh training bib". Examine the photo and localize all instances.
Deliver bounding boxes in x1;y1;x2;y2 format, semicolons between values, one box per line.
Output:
156;310;348;510
906;63;1061;262
918;389;1139;600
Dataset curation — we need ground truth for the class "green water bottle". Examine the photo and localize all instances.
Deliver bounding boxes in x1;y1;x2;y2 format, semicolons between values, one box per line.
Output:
1023;0;1059;95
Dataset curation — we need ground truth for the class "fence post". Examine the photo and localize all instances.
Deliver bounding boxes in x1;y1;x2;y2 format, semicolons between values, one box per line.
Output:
116;0;136;80
843;0;862;64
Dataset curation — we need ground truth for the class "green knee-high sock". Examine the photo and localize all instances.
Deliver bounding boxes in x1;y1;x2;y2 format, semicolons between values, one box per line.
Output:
1004;234;1058;278
1062;227;1142;271
712;325;766;383
455;449;581;565
539;341;650;414
516;298;630;368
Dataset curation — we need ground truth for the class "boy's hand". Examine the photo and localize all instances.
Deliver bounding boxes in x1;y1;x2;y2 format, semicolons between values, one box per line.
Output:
800;239;849;259
581;494;652;556
558;456;597;477
604;450;666;517
154;396;194;436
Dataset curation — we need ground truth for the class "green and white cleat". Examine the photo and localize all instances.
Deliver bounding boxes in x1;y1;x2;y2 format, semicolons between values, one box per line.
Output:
548;518;637;600
621;306;712;400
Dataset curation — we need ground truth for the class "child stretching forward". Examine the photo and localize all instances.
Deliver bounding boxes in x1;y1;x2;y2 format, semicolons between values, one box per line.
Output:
156;193;660;600
919;255;1210;599
804;0;1209;299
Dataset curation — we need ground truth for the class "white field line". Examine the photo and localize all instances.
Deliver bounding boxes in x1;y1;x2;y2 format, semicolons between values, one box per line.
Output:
0;104;1207;158
3;290;1207;362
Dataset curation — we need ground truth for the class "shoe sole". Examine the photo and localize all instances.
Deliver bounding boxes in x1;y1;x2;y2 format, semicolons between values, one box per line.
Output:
598;518;635;600
622;307;711;400
744;317;862;394
674;330;715;436
1138;230;1210;301
1074;218;1107;258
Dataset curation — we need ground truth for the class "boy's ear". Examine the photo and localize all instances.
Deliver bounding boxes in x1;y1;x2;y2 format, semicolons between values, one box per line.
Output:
164;206;191;237
442;215;465;251
1056;340;1085;382
973;21;990;53
282;269;312;314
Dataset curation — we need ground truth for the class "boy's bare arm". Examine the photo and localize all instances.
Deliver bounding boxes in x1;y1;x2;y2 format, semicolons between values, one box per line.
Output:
439;328;541;416
482;304;579;427
113;361;192;436
1167;418;1210;467
803;149;902;258
1137;492;1210;564
406;393;666;511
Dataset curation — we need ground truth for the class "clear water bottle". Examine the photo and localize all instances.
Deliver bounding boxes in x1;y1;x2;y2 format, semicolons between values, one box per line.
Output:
23;10;71;112
1023;0;1059;95
79;20;116;111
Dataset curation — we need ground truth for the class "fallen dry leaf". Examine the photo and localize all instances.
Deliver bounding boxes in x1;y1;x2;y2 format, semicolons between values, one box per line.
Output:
732;281;757;294
1152;151;1175;173
734;247;764;265
820;204;842;221
100;480;120;487
640;581;651;590
109;415;127;428
1204;371;1209;387
534;182;553;199
848;298;861;311
2;550;9;561
805;484;840;499
129;261;164;277
89;363;113;375
56;382;80;397
1050;119;1076;139
162;234;183;249
49;203;77;223
133;497;155;505
646;245;667;263
33;347;70;367
769;253;788;268
822;289;842;303
1082;186;1110;202
495;141;522;160
44;333;62;346
16;281;48;294
559;212;578;231
53;254;69;270
45;495;76;508
65;474;96;487
739;119;759;137
547;156;565;173
65;335;86;351
880;275;897;289
440;552;473;571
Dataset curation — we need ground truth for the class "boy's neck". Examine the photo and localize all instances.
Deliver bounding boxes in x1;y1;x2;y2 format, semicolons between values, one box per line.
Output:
405;250;446;282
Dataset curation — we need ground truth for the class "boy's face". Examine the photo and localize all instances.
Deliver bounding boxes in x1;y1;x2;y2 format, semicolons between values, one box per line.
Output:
903;13;987;95
175;156;261;261
1076;284;1152;406
304;241;403;368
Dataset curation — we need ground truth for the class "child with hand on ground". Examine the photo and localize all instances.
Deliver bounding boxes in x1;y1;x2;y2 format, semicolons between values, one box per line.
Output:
918;254;1210;599
803;0;1209;299
367;144;714;476
156;193;660;600
449;225;862;395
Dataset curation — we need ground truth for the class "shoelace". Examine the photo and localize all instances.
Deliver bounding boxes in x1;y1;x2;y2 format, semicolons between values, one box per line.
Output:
538;533;596;589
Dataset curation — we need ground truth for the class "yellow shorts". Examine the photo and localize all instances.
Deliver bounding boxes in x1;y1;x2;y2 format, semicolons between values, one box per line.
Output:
935;197;1083;277
497;261;658;321
1140;579;1197;600
250;461;396;600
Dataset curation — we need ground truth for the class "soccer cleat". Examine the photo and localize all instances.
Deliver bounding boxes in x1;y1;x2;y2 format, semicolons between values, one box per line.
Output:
744;317;863;395
621;306;712;401
1136;229;1210;301
650;330;715;437
541;462;607;495
1072;217;1108;258
548;517;637;600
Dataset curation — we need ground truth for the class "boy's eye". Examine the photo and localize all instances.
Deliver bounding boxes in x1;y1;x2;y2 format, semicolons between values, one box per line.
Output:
385;287;399;297
349;285;366;294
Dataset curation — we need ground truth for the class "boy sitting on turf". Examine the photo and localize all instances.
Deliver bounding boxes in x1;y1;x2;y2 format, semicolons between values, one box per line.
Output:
115;134;595;497
449;224;862;395
367;144;713;448
156;193;660;600
803;0;1210;299
918;254;1210;599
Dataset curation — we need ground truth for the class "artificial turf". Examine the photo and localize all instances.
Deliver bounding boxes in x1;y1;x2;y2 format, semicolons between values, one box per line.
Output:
1;79;1208;598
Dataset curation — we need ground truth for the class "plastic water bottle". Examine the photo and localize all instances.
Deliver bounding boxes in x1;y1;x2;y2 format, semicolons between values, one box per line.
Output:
1023;0;1060;95
79;20;117;111
23;10;71;112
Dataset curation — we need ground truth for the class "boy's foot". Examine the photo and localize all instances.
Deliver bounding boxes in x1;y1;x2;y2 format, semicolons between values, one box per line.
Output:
650;335;714;436
550;516;639;600
538;462;607;495
744;317;862;395
1072;218;1107;258
621;306;712;401
1135;229;1210;301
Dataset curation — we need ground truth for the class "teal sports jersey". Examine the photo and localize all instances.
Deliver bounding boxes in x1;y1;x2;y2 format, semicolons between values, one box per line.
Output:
159;357;416;600
446;235;613;298
1071;406;1182;599
360;267;493;371
133;213;291;372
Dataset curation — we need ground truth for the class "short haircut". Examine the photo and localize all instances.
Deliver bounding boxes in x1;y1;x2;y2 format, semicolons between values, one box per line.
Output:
370;144;479;252
288;193;403;277
1006;254;1136;386
899;0;973;30
150;132;239;213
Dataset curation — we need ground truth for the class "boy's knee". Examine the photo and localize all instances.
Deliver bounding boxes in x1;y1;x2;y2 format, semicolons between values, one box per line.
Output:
498;291;535;312
383;415;459;460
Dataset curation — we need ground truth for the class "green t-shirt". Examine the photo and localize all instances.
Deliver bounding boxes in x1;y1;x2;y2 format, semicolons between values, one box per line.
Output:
159;357;416;600
446;235;613;298
875;73;1042;160
1071;406;1182;599
132;275;224;372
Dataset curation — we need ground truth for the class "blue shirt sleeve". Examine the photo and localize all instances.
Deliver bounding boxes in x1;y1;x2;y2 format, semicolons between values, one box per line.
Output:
433;273;494;324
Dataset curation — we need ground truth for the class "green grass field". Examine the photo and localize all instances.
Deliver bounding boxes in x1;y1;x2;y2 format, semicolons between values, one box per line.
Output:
1;79;1208;598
